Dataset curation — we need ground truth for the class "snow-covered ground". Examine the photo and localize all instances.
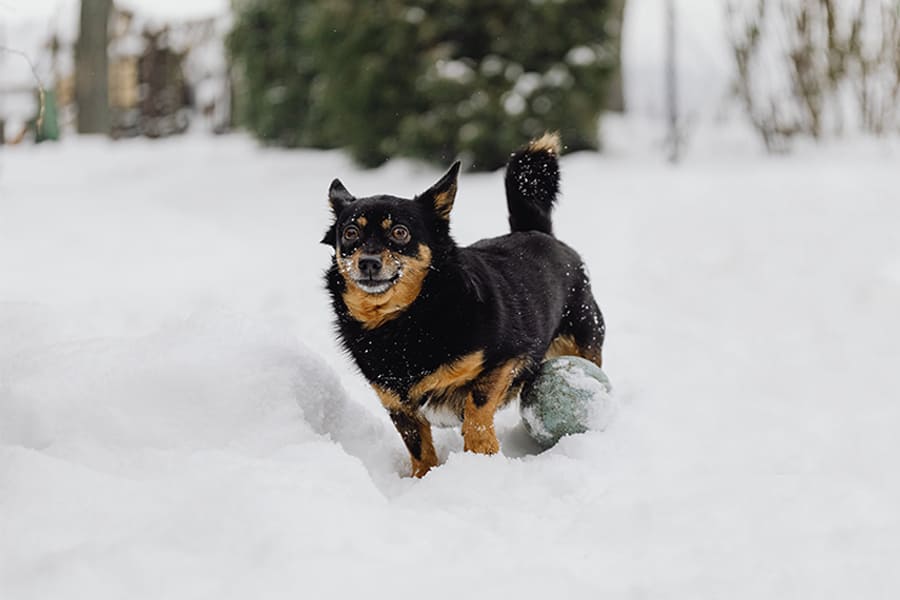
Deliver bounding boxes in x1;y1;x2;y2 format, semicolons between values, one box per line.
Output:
1;122;899;598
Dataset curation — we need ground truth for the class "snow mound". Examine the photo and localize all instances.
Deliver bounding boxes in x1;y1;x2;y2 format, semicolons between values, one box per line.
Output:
1;309;348;454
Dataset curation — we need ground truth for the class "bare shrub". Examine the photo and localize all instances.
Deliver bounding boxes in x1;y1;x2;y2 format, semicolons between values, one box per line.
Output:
727;0;900;150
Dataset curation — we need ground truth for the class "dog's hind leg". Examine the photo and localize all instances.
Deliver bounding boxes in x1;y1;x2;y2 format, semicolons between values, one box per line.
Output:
373;385;438;477
545;332;603;369
549;293;605;369
571;298;605;369
462;358;526;454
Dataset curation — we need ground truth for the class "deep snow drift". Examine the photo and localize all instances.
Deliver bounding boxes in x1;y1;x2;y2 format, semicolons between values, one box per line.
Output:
1;125;899;598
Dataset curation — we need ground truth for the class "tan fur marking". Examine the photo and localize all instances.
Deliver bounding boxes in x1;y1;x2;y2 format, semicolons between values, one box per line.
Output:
410;424;438;478
545;334;603;368
409;350;485;402
356;216;368;227
433;183;457;220
545;334;582;360
335;248;359;278
381;217;392;230
372;384;402;411
528;131;561;155
372;384;438;477
340;244;432;329
462;358;526;454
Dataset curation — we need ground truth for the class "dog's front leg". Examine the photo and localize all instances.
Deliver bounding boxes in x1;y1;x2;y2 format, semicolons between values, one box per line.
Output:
388;410;438;478
462;391;500;454
373;384;438;477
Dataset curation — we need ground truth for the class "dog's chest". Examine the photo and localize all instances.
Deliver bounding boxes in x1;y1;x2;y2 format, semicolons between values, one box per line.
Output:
418;396;465;427
346;320;446;390
343;313;477;422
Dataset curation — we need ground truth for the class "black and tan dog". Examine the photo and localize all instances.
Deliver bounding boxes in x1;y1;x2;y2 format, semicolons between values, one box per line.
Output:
322;134;604;477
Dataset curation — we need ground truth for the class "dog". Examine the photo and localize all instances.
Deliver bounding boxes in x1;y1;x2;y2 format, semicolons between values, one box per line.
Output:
322;133;605;477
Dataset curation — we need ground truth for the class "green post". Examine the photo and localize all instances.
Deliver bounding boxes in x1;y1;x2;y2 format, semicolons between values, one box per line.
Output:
34;89;60;143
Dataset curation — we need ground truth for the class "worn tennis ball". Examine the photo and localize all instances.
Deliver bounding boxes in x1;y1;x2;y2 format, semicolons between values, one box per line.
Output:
519;356;615;448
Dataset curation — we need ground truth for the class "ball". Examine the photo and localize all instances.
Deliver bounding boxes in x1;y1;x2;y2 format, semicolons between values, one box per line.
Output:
519;356;616;448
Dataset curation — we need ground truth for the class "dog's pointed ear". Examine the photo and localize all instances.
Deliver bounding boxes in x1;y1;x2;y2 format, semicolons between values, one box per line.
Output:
417;161;460;220
328;179;355;216
322;179;355;246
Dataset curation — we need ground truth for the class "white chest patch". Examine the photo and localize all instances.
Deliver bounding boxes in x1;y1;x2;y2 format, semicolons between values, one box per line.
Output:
419;401;462;428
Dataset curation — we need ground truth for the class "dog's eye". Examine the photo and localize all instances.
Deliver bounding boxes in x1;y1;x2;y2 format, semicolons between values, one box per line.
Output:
390;225;410;244
342;225;360;243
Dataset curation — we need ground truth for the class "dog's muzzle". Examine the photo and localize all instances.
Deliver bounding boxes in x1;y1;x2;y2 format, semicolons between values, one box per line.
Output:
352;253;400;294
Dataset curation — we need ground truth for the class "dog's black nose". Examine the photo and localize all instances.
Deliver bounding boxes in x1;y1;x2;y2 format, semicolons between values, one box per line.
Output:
358;255;382;277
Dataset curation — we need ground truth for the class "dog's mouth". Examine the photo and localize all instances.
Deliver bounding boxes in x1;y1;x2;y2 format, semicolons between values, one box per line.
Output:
353;274;400;294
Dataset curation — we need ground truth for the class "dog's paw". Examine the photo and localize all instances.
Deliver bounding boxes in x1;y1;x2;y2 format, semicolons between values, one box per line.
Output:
462;425;500;455
410;456;437;478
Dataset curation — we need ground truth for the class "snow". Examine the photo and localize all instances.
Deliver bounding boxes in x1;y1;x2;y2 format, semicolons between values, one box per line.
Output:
622;0;732;117
2;1;898;593
1;122;899;597
555;361;617;432
566;45;597;67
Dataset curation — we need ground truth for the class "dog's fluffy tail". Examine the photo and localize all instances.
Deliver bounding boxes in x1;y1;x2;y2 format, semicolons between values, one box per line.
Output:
504;132;561;236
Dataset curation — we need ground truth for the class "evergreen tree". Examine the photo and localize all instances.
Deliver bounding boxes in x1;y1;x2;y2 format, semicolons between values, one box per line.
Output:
228;0;617;169
227;0;332;148
304;0;428;167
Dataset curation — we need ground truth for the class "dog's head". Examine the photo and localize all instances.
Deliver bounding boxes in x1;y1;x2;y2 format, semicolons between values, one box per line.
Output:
322;161;460;308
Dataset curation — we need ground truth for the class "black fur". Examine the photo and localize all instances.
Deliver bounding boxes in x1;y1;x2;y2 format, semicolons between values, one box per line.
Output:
505;143;560;235
322;137;604;432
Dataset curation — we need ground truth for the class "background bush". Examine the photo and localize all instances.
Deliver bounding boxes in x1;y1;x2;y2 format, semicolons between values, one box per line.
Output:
228;0;618;170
